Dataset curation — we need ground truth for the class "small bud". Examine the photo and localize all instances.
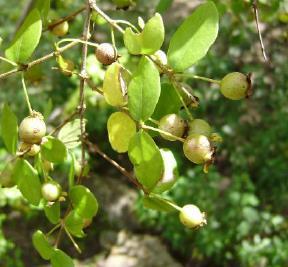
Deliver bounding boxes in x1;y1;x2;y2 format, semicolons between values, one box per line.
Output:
179;204;207;229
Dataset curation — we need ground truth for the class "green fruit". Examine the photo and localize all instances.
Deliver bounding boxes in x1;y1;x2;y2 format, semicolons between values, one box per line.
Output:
188;119;212;137
179;204;206;228
183;134;213;164
19;113;46;144
159;114;186;141
19;142;41;156
51;21;69;37
153;149;178;193
41;182;62;202
220;72;249;100
96;43;118;65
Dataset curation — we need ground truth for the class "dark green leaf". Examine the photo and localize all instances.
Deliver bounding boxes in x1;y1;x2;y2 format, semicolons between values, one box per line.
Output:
32;230;54;260
128;57;161;121
167;1;219;71
5;9;42;63
128;131;164;191
1;103;18;154
51;249;74;267
41;136;67;163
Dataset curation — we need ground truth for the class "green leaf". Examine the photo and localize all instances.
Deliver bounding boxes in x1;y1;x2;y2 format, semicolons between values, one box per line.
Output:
128;57;161;121
34;0;50;23
107;112;136;153
12;159;41;205
152;83;181;120
5;9;42;63
0;160;16;187
44;202;60;224
143;195;177;212
1;103;18;155
124;13;165;55
68;151;76;189
58;119;83;149
51;249;74;267
69;185;98;219
32;230;54;260
128;131;164;191
167;1;219;71
41;136;67;163
156;0;173;14
64;210;85;238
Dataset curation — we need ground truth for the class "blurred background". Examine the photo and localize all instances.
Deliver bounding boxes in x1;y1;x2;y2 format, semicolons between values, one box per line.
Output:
0;0;288;266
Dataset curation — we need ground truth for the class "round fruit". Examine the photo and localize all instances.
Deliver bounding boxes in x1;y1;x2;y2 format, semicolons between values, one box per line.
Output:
51;21;69;37
159;114;186;141
19;113;46;144
19;142;40;156
220;72;249;100
188;119;212;137
179;204;206;228
153;149;178;193
41;182;62;202
183;134;213;164
96;43;117;65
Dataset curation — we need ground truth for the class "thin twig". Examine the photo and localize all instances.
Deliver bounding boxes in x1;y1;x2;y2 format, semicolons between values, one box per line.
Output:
85;139;149;194
252;0;268;62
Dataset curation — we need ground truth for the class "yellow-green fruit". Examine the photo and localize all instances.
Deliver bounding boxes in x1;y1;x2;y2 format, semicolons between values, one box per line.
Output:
41;182;62;202
183;134;213;164
188;119;212;137
96;43;117;65
153;149;178;193
179;204;206;228
220;72;249;100
19;115;46;144
159;114;186;141
51;21;69;37
19;142;41;156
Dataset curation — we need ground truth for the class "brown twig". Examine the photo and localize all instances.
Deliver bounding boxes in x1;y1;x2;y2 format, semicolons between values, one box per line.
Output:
85;139;149;194
252;0;268;62
44;7;86;32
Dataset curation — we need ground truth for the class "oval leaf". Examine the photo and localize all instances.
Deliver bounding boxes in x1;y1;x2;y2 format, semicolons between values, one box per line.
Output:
64;210;85;238
41;136;67;163
128;131;164;191
32;230;54;260
167;1;219;71
44;201;60;224
124;13;165;55
143;195;177;212
107;112;136;153
1;103;18;154
128;57;161;121
5;9;42;63
51;249;74;267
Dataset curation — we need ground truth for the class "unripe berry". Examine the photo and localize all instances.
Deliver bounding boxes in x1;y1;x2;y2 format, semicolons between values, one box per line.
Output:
41;182;62;202
19;113;46;144
220;72;249;100
19;142;41;156
159;114;186;141
188;119;212;137
179;204;206;228
183;134;213;164
96;43;118;65
51;21;69;37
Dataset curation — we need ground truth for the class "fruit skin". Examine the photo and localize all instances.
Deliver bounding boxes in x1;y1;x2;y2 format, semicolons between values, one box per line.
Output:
153;149;178;193
96;43;118;65
183;134;213;164
188;119;212;137
220;72;249;100
41;182;62;202
159;114;186;141
19;142;41;156
19;113;46;144
51;21;69;37
179;204;206;228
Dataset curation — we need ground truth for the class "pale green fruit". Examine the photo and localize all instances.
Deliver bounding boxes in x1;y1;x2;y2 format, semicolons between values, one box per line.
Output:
41;182;62;202
188;119;212;137
103;62;130;107
96;43;117;65
51;21;69;37
107;112;136;153
179;204;206;228
159;114;186;141
153;149;178;193
19;114;46;144
183;134;213;164
220;72;249;100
